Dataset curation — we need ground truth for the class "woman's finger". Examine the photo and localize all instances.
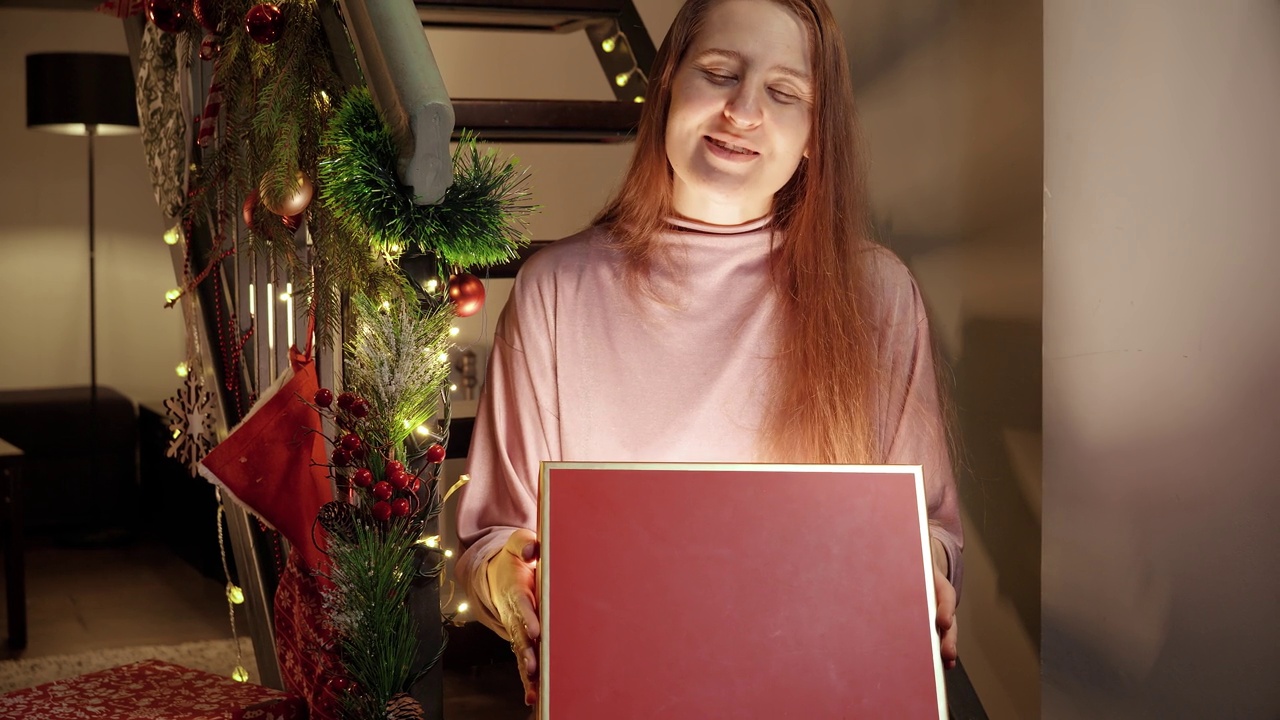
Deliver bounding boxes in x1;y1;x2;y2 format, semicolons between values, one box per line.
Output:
518;593;541;641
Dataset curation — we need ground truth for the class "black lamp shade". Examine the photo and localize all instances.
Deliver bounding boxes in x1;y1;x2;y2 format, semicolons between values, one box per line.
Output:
26;53;140;137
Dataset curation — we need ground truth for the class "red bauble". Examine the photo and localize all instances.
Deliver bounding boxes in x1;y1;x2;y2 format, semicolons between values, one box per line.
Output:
198;33;223;61
313;388;333;408
326;676;351;692
192;0;221;31
262;171;314;217
371;501;392;522
387;469;408;490
391;498;411;517
447;273;485;317
244;3;284;44
385;460;404;476
425;443;446;464
336;392;356;411
350;398;370;418
146;0;186;33
331;448;352;467
241;189;259;228
371;481;393;501
351;468;373;488
281;213;303;232
340;433;362;453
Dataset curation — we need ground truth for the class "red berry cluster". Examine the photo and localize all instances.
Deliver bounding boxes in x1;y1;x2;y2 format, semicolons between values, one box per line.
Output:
325;674;358;695
313;387;447;524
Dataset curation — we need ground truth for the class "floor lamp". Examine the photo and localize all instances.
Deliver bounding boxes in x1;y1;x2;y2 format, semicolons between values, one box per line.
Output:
26;53;139;501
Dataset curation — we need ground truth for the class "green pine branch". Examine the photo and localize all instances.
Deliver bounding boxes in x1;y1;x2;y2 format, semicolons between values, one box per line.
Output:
324;518;423;717
343;293;454;453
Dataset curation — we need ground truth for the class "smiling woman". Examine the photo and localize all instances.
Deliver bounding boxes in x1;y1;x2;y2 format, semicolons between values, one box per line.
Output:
454;0;965;708
664;0;814;224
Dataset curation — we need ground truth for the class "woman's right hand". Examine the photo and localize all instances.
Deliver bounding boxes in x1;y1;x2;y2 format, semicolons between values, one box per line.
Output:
486;528;541;706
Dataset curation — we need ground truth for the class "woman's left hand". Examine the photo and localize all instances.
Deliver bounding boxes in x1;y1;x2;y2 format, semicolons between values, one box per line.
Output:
930;537;958;670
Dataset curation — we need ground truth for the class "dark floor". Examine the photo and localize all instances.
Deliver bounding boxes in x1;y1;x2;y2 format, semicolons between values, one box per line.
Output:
0;537;529;718
0;540;233;661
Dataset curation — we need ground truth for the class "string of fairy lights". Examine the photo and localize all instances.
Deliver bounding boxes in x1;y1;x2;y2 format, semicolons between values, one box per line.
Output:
598;27;649;103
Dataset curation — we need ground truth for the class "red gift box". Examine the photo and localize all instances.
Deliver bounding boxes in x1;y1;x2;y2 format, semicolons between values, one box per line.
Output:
0;659;306;720
538;463;947;720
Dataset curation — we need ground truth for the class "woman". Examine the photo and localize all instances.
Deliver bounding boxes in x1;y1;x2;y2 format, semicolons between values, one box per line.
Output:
455;0;963;705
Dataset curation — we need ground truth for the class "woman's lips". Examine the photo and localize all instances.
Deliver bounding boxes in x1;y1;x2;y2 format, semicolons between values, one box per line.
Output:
704;135;759;161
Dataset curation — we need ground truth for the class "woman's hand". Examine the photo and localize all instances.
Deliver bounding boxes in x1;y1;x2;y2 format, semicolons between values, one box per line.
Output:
931;537;958;670
486;528;541;706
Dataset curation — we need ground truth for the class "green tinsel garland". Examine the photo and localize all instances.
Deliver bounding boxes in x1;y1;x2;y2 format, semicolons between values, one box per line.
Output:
320;88;536;268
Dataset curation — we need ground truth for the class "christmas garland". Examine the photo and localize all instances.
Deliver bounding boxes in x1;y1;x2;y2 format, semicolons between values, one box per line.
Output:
310;294;456;719
321;87;536;268
138;1;537;716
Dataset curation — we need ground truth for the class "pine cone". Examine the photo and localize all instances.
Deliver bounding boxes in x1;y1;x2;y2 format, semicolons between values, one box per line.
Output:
385;693;424;720
317;501;359;543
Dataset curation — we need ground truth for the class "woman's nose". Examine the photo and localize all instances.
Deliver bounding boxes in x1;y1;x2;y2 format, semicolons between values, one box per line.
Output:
723;85;762;128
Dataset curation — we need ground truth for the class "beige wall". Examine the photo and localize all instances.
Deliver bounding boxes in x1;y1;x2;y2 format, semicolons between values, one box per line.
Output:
0;9;184;404
854;1;1043;718
1044;2;1280;717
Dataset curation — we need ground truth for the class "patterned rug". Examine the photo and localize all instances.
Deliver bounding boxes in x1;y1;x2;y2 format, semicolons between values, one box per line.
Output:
0;638;259;694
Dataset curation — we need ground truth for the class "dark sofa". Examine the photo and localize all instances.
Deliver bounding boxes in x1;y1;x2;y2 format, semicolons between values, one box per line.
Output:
0;386;138;535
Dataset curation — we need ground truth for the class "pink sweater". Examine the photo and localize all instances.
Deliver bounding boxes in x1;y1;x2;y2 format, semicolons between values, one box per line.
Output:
455;216;964;633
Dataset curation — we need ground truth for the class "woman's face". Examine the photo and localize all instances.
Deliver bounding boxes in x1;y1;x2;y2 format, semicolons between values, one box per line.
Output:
665;0;814;225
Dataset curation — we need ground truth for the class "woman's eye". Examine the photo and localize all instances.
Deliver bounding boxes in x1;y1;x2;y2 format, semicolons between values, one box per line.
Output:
702;70;735;85
769;88;799;103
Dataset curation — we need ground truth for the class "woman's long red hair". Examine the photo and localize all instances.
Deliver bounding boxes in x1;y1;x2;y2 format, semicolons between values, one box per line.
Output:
595;0;878;464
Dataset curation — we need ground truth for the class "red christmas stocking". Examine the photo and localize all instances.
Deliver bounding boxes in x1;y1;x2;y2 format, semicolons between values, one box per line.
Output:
198;348;334;571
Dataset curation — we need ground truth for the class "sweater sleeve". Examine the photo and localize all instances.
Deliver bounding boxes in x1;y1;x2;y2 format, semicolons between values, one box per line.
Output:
876;255;965;598
454;270;561;636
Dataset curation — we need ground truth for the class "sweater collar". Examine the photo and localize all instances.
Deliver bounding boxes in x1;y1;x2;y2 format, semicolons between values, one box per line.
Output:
666;214;773;235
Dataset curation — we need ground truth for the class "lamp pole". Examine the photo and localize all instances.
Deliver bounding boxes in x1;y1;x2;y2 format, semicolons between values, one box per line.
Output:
88;124;97;406
88;123;98;482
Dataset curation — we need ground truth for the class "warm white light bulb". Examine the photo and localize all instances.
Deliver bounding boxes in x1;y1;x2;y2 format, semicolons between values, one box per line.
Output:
416;424;431;437
615;71;631;87
390;243;401;253
449;384;458;393
634;96;645;103
425;278;439;293
423;535;440;548
448;326;460;337
164;289;182;303
231;666;250;683
226;583;245;604
601;37;617;53
444;549;454;558
175;362;189;378
381;300;392;311
457;602;469;613
163;227;181;245
438;352;450;363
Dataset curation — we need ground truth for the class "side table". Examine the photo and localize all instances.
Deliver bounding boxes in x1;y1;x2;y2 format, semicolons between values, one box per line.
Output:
0;437;24;649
